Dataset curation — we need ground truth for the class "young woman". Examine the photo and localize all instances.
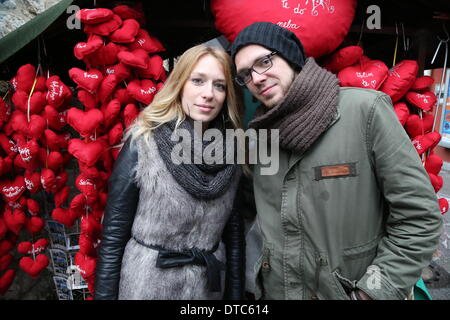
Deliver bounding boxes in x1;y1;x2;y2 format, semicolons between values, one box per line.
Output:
94;45;245;300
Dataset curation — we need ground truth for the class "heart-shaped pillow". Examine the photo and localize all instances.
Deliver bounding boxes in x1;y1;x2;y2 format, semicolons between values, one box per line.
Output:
46;151;64;171
51;207;80;227
74;34;103;60
17;139;40;163
42;105;67;131
411;132;441;156
43;129;69;151
81;215;102;240
428;172;443;193
40;168;56;192
78;233;100;257
424;154;443;175
3;209;26;235
338;59;388;90
17;238;48;255
0;269;15;296
6;195;27;211
126;79;156;105
0;133;17;155
78;161;100;179
75;173;98;197
411;76;434;91
84;14;122;36
50;171;68;195
77;89;99;110
10;112;46;139
14;64;36;93
323;45;364;73
45;76;72;109
68;68;104;94
393;102;410;126
27;198;40;216
438;198;448;215
405;91;437;112
212;0;356;58
74;252;97;281
68;139;106;167
19;254;49;279
379;60;418;103
137;55;166;80
117;48;149;69
98;74;118;104
0;240;14;256
1;176;26;203
128;29;165;53
87;42;121;67
405;114;434;138
104;63;131;83
0;97;11;126
109;18;140;43
24;216;45;234
67;108;104;138
54;185;70;208
24;171;41;194
12;90;47;115
101;99;121;129
76;8;114;24
0;254;13;271
108;122;124;146
122;103;140;128
70;193;90;214
0;156;13;177
113;88;134;105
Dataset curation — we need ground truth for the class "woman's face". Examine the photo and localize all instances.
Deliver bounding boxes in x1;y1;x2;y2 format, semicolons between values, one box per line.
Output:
181;54;227;127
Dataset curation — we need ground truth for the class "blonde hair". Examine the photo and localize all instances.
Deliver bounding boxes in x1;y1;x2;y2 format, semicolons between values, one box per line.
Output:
125;44;243;142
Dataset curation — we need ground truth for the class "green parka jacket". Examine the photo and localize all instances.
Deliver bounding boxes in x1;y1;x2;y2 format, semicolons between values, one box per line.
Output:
245;87;443;300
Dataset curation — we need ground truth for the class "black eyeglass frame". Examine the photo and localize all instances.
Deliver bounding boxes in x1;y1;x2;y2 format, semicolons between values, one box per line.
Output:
235;51;277;86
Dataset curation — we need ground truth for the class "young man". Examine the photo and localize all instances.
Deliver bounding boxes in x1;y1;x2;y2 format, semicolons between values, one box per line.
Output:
231;22;442;300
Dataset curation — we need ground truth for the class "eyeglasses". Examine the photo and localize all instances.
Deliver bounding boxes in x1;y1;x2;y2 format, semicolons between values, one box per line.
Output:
235;52;277;86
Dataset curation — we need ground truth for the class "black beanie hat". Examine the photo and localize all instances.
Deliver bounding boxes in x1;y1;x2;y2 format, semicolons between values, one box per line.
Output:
230;22;306;71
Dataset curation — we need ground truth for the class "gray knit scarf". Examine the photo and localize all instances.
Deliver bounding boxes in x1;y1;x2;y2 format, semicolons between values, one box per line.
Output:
248;57;339;155
153;116;237;200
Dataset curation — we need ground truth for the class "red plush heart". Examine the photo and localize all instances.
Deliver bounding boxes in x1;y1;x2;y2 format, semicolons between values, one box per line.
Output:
323;45;364;73
42;105;67;131
54;186;70;208
17;238;48;255
137;54;166;80
68;139;105;167
0;156;13;177
0;269;15;296
101;99;121;129
17;139;40;163
110;19;140;43
113;88;134;105
128;29;165;53
76;8;114;24
24;216;45;234
379;60;418;103
77;89;99;110
425;154;443;175
52;207;80;227
212;0;356;58
0;217;7;239
70;193;89;213
68;68;104;94
14;64;36;93
338;59;388;90
24;171;41;194
126;79;156;104
428;173;443;193
34;76;47;92
43;129;68;151
75;173;98;196
0;133;17;155
84;14;122;36
40;168;55;192
75;252;97;280
438;198;448;215
3;209;25;235
81;215;102;240
74;34;103;60
87;42;121;66
79;233;99;257
0;240;13;256
113;5;146;25
19;254;49;278
67;108;104;138
50;171;68;194
411;76;434;91
108;122;124;146
405;114;434;138
411;132;441;156
94;192;108;211
27;198;40;216
0;254;12;271
1;176;26;203
104;63;131;83
45;76;72;109
122;103;140;127
405;91;437;112
14;153;39;171
45;151;64;171
12;90;47;115
7;196;27;211
98;74;118;103
118;48;149;69
393;102;410;126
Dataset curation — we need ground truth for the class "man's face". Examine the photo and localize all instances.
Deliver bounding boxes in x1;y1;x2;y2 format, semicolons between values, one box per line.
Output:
235;44;296;108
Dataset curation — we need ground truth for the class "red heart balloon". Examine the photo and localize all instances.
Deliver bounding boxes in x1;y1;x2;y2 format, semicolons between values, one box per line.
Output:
101;99;121;129
76;8;114;24
68;68;104;94
323;45;364;73
110;18;140;43
118;48;149;69
411;132;441;156
74;34;104;60
79;233;99;257
0;254;13;271
98;74;118;104
68;139;106;167
405;114;434;138
24;171;41;194
3;209;26;235
411;76;434;92
126;79;156;105
122;103;140;127
84;14;122;36
54;186;70;208
128;29;165;53
27;198;40;216
45;76;72;109
19;254;49;278
438;198;448;215
1;176;26;203
77;89;99;110
67;108;104;138
393;102;410;126
405;91;437;112
52;207;80;228
74;252;97;280
379;60;418;103
424;154;443;176
212;0;356;58
0;269;15;296
81;215;102;240
428;173;443;193
24;216;45;234
338;59;388;90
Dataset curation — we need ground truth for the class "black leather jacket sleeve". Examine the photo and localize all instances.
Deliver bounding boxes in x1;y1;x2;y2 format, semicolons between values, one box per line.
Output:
94;138;139;300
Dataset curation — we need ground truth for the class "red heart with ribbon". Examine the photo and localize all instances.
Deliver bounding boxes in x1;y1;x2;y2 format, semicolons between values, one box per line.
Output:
51;207;80;227
77;89;99;110
379;60;418;103
1;176;26;203
27;198;40;216
3;209;26;235
68;139;106;167
24;171;41;194
126;79;156;105
67;108;104;138
129;29;165;53
323;45;364;73
411;76;434;91
24;216;45;234
84;14;122;36
19;254;49;278
438;198;448;215
70;193;90;213
405;114;434;138
54;185;70;208
69;68;104;94
338;59;388;90
0;269;15;296
45;76;72;109
76;8;114;24
393;102;410;126
0;254;12;271
411;132;441;156
118;48;149;69
405;91;437;112
109;18;140;43
6;195;27;211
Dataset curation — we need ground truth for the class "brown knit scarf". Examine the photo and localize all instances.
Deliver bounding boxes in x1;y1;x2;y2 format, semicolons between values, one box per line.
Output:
248;57;339;155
